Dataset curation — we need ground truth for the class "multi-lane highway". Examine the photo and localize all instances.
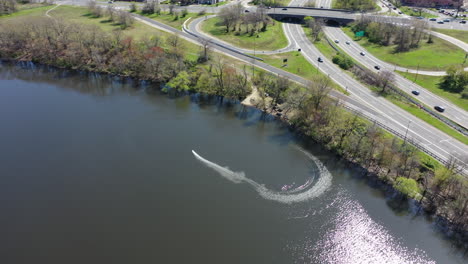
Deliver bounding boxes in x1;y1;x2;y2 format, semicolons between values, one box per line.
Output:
55;0;468;168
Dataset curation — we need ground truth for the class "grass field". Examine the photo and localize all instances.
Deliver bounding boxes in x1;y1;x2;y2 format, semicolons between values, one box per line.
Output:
256;51;346;93
140;11;204;30
342;27;466;71
200;16;288;51
399;6;437;18
431;28;468;43
397;71;468;111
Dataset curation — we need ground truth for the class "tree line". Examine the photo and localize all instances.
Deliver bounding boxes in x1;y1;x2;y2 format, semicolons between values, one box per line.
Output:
253;71;468;239
334;0;377;11
0;15;251;101
351;16;428;52
1;6;467;243
218;3;272;35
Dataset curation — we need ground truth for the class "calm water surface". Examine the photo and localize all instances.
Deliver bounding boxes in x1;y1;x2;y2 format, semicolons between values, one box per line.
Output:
0;63;466;264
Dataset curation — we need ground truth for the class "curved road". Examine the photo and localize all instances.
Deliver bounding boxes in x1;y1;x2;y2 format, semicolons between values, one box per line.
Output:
188;15;296;54
54;1;468;169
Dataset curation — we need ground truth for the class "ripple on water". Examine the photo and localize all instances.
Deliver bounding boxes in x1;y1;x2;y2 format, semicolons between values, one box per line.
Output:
307;194;436;264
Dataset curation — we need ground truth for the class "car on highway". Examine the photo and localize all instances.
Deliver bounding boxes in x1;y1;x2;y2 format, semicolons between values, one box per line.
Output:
416;16;424;19
318;57;323;63
412;90;420;95
345;41;350;45
393;7;397;10
334;39;339;43
282;8;287;10
398;11;402;14
360;51;366;56
429;18;437;21
443;19;450;22
460;20;467;24
434;106;445;112
438;21;444;24
244;10;250;12
374;65;381;70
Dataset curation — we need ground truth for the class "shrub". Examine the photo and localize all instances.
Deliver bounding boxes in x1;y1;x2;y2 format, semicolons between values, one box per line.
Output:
394;177;421;199
332;53;353;70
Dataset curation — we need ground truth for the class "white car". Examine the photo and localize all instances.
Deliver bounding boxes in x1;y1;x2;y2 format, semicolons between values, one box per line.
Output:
360;51;365;56
334;39;339;43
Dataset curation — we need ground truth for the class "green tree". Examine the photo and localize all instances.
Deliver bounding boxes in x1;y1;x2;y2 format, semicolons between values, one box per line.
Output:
394;177;421;199
439;65;468;93
166;71;191;91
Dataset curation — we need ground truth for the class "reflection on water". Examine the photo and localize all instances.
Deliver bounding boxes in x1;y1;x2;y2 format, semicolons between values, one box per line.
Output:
312;193;434;264
0;62;466;264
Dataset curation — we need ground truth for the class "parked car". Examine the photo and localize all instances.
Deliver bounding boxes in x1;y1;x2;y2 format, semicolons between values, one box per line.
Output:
360;51;366;56
244;10;250;12
334;39;340;43
374;65;381;70
318;57;323;63
416;16;424;19
412;90;420;95
434;106;445;112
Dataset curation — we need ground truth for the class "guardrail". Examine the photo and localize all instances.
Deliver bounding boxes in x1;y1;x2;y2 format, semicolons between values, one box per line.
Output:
324;37;468;136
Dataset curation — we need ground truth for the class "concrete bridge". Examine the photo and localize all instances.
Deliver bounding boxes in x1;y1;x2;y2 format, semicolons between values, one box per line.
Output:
266;7;358;25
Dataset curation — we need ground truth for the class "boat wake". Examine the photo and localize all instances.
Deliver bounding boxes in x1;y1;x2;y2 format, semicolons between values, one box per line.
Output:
191;148;332;204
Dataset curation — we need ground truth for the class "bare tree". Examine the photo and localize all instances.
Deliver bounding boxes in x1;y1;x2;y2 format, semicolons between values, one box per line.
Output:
377;70;395;93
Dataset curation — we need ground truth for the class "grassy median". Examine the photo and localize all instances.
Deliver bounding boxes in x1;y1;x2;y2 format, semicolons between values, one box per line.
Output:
341;27;466;71
431;28;468;43
397;71;468;112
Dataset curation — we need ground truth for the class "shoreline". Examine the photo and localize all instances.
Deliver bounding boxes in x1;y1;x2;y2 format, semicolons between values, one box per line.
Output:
2;59;468;249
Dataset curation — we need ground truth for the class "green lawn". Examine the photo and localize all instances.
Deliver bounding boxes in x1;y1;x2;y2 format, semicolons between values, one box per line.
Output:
342;27;466;71
0;4;52;18
257;51;347;93
200;16;288;51
140;11;204;30
396;71;468;111
399;6;437;18
432;28;468;44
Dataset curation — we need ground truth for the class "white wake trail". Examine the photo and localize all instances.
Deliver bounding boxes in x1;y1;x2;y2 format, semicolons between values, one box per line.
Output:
192;149;332;204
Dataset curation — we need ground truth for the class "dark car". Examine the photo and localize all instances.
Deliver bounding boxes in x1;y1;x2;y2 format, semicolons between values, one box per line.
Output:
244;10;250;12
430;18;437;21
318;57;323;63
438;21;444;24
374;65;381;70
393;7;397;10
460;20;467;24
412;90;420;95
282;8;287;10
434;106;445;112
360;51;366;56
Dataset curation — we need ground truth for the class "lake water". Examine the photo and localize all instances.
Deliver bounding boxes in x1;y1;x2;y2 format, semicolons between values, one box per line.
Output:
0;63;466;264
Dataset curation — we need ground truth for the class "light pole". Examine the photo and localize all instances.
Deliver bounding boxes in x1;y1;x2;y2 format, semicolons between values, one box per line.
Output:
414;63;420;83
403;120;411;145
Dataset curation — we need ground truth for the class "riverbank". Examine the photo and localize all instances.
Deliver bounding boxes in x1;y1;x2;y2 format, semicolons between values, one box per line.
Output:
1;4;467;249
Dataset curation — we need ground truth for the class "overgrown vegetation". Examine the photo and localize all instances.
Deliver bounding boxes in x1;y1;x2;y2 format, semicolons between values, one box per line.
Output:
0;0;16;15
252;71;468;238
